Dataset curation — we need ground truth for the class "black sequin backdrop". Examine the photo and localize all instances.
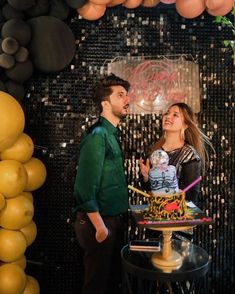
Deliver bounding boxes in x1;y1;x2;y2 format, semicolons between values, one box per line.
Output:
24;5;234;294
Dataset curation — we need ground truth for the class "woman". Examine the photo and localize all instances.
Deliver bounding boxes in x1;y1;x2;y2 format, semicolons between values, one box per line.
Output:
140;102;213;204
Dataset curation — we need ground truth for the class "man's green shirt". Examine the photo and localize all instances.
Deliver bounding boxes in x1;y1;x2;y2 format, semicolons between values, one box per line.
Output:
73;116;128;216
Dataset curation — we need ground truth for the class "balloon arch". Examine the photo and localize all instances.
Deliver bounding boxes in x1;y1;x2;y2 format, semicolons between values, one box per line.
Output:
73;0;234;21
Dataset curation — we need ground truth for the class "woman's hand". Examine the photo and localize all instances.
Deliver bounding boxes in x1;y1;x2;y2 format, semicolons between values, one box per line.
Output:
139;158;150;181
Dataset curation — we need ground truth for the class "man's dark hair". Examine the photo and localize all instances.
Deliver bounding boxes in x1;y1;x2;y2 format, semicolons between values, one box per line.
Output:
93;73;130;113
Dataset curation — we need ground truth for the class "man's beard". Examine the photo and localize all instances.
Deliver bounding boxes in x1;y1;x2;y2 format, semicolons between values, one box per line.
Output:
112;105;129;119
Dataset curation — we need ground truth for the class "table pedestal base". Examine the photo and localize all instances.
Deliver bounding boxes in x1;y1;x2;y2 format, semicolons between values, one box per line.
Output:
150;229;187;272
151;250;182;272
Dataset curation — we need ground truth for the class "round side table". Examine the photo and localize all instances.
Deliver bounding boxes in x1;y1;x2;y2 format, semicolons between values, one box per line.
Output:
121;240;209;294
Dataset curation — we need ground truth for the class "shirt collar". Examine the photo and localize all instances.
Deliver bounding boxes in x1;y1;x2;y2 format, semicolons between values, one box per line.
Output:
99;116;119;135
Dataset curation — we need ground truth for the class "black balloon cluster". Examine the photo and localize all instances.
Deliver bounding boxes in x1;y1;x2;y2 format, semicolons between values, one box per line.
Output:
0;0;76;101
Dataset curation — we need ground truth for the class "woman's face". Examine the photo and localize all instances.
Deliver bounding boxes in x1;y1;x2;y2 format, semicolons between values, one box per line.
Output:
162;105;186;133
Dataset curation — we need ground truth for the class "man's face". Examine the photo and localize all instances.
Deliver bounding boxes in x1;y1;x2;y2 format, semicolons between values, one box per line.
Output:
108;85;130;118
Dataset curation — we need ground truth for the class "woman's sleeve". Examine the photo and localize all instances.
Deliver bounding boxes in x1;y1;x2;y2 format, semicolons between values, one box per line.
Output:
139;175;151;192
180;159;201;204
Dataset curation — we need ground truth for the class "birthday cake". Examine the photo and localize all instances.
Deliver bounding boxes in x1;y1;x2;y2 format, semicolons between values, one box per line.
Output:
144;150;187;221
144;191;187;221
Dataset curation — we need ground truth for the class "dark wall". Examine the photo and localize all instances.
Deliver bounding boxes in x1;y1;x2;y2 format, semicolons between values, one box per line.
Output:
24;5;234;294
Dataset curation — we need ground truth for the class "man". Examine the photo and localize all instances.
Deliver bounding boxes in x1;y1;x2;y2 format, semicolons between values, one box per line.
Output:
74;74;130;294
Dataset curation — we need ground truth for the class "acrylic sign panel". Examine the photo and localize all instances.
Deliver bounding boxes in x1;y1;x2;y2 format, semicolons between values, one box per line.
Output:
108;56;200;113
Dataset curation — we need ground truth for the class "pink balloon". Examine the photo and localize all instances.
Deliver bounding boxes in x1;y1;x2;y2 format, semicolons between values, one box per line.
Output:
160;0;176;4
142;0;160;7
176;0;206;19
123;0;142;8
207;0;234;16
107;0;125;7
90;0;111;4
205;0;225;10
78;2;106;21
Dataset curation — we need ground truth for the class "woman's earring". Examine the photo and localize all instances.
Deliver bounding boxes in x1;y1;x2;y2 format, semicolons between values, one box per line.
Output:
180;129;185;140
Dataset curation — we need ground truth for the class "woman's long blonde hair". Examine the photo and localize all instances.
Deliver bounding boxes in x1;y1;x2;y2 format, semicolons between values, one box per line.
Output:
151;102;214;172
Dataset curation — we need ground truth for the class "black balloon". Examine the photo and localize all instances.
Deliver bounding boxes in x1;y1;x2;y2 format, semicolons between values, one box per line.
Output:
49;0;70;20
65;0;86;9
14;46;29;62
5;59;33;82
26;0;49;17
1;19;31;46
1;37;19;54
0;9;5;22
2;3;24;20
0;0;6;7
0;53;15;69
28;16;76;72
7;0;35;10
0;39;3;53
0;79;6;91
5;79;25;100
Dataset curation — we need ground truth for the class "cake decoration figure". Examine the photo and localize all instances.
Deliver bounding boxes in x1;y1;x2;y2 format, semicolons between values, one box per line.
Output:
149;149;179;195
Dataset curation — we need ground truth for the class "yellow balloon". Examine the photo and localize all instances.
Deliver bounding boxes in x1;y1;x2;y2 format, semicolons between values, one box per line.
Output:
0;160;28;198
24;157;47;191
11;255;27;270
0;195;34;230
0;264;26;294
0;91;25;152
0;193;6;210
0;255;27;270
0;133;34;163
23;275;40;294
0;228;27;262
21;191;34;203
20;221;37;246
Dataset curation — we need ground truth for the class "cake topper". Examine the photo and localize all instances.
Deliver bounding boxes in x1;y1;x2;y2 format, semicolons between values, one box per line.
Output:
149;149;179;194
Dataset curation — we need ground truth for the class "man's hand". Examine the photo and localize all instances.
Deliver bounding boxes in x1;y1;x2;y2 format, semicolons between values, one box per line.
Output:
96;225;109;243
87;211;109;243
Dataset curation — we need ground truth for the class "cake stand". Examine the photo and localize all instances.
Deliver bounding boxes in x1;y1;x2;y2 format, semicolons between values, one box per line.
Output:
129;201;213;273
149;225;193;272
